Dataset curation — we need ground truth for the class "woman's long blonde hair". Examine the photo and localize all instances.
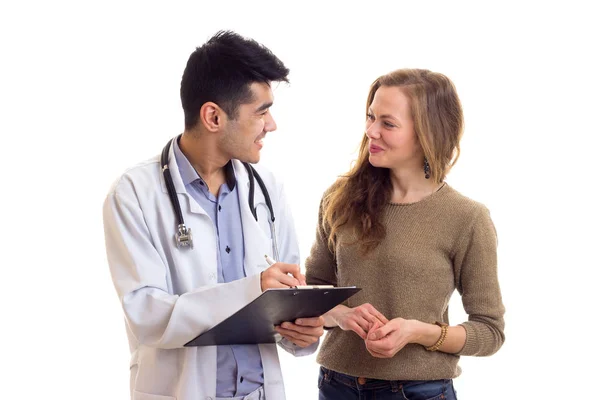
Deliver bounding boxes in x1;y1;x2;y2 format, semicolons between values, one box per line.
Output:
322;69;464;254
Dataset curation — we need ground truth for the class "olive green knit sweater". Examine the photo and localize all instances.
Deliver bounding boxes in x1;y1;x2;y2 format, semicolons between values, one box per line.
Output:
305;183;505;380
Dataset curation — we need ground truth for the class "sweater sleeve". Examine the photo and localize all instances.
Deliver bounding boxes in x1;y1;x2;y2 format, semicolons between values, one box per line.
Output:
305;196;338;286
453;205;505;356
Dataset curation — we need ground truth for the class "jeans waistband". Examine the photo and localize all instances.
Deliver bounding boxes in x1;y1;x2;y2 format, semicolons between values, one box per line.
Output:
321;366;446;392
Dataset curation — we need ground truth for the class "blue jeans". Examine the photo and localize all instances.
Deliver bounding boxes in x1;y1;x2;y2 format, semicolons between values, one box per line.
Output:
318;366;458;400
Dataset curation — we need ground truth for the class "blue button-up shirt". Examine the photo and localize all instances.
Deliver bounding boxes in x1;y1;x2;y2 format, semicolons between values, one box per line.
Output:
174;139;263;397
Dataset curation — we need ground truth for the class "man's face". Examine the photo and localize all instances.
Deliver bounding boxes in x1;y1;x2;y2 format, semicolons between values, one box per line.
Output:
219;82;277;164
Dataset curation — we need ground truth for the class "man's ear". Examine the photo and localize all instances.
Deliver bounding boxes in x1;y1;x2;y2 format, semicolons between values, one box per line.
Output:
199;102;224;132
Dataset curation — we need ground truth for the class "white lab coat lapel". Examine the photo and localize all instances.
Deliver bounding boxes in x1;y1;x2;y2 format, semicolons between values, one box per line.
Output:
157;138;218;292
233;161;286;397
233;160;274;279
160;137;208;216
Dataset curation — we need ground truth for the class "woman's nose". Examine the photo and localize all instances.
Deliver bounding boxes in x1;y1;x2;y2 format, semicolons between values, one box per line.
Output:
365;123;380;139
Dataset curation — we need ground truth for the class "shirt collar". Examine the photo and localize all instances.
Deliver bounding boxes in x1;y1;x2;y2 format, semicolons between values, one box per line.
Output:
173;137;236;191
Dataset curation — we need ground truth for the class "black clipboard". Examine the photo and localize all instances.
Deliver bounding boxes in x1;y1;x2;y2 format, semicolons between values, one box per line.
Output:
184;286;361;346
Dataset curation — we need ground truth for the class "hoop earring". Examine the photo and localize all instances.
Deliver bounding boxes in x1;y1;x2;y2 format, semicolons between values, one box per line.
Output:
424;158;431;179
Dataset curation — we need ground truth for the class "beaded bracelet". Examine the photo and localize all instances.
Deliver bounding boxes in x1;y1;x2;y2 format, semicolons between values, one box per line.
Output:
425;322;449;352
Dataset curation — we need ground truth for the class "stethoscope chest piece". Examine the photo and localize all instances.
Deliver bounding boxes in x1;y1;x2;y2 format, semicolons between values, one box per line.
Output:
176;223;193;249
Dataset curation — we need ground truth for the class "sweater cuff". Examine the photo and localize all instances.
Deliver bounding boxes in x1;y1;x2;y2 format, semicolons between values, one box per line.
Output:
456;323;477;355
456;322;497;356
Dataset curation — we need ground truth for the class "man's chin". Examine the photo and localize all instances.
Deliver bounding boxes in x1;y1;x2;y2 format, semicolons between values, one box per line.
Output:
240;153;260;164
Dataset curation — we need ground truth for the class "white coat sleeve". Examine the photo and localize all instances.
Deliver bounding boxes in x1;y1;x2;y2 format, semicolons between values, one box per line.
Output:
272;181;319;356
103;182;262;350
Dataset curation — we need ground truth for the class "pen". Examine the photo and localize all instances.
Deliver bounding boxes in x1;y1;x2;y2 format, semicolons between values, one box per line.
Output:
264;255;331;288
264;255;277;265
265;255;306;287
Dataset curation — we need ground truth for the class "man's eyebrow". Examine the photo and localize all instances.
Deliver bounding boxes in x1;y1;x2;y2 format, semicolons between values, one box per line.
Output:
256;102;273;113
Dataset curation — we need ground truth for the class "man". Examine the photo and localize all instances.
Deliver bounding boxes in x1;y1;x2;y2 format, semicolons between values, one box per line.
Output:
103;31;324;400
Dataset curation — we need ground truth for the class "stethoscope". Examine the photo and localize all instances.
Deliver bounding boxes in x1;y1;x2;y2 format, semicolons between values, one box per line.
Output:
160;137;280;260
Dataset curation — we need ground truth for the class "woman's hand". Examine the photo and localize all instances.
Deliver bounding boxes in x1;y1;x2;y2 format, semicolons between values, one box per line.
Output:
325;304;389;340
364;318;421;358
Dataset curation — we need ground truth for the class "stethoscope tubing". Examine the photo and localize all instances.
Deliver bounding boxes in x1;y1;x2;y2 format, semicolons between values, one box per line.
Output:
160;137;278;257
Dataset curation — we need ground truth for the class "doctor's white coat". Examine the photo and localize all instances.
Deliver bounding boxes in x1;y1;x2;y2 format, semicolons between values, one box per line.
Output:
103;140;314;400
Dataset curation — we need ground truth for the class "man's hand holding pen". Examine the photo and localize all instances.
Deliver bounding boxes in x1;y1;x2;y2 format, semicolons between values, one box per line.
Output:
260;255;307;291
263;255;325;347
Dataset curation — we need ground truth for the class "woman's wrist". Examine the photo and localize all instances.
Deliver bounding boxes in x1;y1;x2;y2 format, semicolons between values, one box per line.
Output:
411;320;442;347
323;304;347;328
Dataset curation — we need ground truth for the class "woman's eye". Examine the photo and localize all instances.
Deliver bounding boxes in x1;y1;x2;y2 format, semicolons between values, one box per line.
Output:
366;113;374;121
384;121;395;128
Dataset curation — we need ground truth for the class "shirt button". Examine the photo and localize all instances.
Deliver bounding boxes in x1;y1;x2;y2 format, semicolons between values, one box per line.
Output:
218;205;222;211
225;246;231;253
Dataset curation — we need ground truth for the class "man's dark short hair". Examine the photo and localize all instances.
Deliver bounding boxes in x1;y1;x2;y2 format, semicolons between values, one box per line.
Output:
180;30;290;129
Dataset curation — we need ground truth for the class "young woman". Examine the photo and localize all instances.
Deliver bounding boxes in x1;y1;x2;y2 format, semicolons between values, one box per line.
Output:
305;69;505;400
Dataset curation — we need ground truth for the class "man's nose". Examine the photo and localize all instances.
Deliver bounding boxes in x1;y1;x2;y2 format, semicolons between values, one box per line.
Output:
264;111;277;132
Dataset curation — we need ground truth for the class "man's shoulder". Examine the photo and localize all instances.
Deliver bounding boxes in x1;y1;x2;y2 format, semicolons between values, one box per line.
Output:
249;162;276;179
106;155;161;197
237;161;282;189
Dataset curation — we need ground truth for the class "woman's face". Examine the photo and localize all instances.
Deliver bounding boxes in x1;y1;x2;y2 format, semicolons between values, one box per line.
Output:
365;86;423;171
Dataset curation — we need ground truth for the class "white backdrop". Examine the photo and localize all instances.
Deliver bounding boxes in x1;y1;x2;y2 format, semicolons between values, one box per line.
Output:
1;1;599;399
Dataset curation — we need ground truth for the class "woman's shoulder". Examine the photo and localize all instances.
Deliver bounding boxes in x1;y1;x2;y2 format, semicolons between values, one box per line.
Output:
437;185;496;242
442;184;491;217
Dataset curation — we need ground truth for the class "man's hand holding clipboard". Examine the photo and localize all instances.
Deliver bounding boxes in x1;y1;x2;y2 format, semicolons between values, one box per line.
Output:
184;258;361;347
262;255;324;348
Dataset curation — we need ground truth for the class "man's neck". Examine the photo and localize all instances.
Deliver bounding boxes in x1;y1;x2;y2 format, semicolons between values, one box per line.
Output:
179;130;229;196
